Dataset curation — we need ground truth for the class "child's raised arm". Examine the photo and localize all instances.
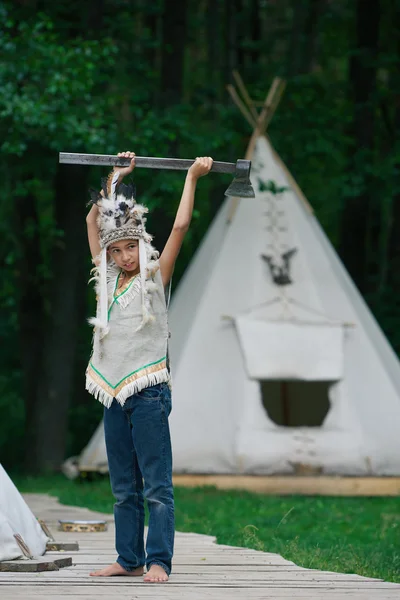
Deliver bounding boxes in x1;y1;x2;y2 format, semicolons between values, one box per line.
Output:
86;203;101;262
159;156;213;287
86;151;136;263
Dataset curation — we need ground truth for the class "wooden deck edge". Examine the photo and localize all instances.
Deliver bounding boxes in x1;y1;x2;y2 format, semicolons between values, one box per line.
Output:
172;475;400;496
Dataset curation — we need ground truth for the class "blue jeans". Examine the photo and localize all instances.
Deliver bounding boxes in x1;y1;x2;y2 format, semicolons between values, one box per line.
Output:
103;382;174;576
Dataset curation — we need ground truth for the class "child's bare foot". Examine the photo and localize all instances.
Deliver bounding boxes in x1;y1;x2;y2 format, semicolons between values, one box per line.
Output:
90;562;144;577
144;564;169;583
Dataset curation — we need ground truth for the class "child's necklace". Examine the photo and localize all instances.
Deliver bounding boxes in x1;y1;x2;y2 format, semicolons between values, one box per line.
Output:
117;271;136;292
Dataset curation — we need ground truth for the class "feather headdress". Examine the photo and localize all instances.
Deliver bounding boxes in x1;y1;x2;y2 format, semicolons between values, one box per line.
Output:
88;171;158;336
89;172;152;248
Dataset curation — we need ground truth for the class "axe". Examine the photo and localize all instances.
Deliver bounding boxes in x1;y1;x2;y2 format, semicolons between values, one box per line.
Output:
59;153;255;198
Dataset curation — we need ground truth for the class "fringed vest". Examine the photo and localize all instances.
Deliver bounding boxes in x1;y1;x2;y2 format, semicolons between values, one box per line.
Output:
86;263;170;408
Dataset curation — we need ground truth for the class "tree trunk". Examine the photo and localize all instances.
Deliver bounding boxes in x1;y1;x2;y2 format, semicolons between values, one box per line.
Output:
206;0;220;99
15;191;45;472
160;0;187;106
249;0;261;66
301;0;324;73
86;0;104;33
26;165;88;472
339;0;381;295
144;1;162;105
235;0;245;71
286;0;325;77
225;0;238;78
286;1;307;77
386;0;400;334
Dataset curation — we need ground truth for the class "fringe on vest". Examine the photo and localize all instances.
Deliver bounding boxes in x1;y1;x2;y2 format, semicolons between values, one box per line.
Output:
85;362;170;408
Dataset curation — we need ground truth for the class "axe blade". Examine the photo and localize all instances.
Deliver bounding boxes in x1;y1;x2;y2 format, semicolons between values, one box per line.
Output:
224;159;255;198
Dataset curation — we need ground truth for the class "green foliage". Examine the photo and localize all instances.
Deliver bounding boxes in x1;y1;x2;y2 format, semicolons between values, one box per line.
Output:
258;179;288;195
14;475;400;584
0;8;119;155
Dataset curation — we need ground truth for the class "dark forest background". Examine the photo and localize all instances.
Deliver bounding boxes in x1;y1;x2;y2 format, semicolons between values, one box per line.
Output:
1;0;399;473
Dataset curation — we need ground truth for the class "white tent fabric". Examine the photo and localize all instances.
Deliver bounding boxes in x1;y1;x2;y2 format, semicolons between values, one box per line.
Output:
167;135;400;475
78;421;109;474
0;464;49;561
70;134;400;476
235;317;344;380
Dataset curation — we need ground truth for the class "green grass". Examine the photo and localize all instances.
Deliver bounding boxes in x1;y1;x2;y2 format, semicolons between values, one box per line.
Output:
15;474;400;583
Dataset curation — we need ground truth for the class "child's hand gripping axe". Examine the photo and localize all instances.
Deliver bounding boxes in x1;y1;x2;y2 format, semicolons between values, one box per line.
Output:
59;153;255;198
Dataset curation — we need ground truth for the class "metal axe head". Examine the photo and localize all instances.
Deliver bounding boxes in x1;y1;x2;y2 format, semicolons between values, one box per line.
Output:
224;160;255;198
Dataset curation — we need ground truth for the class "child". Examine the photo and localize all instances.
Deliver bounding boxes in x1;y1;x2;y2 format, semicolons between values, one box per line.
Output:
85;151;213;583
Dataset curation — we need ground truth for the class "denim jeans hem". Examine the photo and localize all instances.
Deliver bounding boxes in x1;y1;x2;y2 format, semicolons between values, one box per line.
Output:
117;556;144;572
146;560;171;576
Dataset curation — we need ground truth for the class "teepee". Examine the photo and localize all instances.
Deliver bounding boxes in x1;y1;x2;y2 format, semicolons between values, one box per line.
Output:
168;75;400;476
70;75;400;477
0;464;49;561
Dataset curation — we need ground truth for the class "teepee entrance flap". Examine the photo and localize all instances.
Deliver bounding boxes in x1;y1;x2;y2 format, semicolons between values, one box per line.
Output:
235;316;344;381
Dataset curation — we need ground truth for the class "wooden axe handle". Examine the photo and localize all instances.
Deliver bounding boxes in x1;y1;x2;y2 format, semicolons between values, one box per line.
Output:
59;153;238;174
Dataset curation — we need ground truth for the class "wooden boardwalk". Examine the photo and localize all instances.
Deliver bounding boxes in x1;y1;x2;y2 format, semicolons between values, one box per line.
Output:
0;493;399;599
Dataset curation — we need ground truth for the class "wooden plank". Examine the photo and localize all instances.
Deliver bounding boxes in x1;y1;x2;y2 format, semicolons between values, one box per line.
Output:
1;582;398;591
3;589;400;600
0;573;385;584
46;542;79;551
0;557;72;572
0;581;389;588
172;474;400;496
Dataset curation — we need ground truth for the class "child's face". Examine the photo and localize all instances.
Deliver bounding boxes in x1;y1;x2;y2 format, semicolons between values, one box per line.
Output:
108;239;140;273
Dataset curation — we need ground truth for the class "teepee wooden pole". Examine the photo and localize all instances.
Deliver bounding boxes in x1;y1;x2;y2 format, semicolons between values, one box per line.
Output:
232;70;259;124
255;77;283;134
227;78;282;223
226;84;257;129
260;79;286;134
226;76;287;223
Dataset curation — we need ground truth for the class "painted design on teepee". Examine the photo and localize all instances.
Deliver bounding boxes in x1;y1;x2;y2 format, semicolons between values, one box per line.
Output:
261;248;297;286
259;173;299;288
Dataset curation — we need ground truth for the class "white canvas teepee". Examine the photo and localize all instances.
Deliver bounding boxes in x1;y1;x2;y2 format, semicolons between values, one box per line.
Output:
168;132;400;475
70;78;400;477
0;464;49;561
